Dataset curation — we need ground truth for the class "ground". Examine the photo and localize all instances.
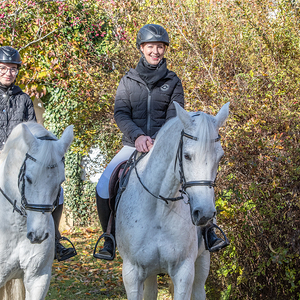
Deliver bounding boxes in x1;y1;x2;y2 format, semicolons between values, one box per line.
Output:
46;227;172;300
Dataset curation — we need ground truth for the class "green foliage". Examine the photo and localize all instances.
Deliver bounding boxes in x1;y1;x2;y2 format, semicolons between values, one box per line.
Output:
64;151;97;226
43;87;99;226
1;0;300;298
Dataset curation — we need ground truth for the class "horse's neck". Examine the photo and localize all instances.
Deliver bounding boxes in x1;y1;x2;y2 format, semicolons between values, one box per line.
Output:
138;123;181;199
134;144;190;223
0;150;25;219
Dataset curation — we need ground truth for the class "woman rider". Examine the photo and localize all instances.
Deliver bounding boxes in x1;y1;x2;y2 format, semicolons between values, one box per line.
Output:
95;24;226;260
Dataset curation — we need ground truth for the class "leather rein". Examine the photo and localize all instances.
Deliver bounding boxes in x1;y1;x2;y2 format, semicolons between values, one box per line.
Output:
0;136;63;217
133;129;221;204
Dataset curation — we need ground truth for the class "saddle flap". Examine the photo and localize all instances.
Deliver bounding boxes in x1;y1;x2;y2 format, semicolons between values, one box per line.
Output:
108;160;127;211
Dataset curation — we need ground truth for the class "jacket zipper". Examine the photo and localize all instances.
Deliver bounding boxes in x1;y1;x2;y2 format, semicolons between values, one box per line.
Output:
146;87;151;135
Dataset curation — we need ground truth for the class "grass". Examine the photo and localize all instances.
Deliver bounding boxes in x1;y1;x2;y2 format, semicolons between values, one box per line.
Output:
46;227;172;300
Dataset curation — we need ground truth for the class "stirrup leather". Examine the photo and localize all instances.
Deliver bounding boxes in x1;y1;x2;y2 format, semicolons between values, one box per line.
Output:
93;233;116;260
55;236;77;262
204;223;230;252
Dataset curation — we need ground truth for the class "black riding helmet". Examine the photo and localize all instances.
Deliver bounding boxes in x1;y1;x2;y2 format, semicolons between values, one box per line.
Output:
0;46;22;65
136;24;169;49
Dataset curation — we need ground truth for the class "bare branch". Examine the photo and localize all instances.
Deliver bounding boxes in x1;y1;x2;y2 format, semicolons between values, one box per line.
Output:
18;29;57;52
166;0;218;87
10;3;20;46
24;70;38;90
34;17;57;40
209;46;215;73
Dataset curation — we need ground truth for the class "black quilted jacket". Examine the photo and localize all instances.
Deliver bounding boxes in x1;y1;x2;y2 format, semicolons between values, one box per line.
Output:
0;85;36;150
114;68;184;147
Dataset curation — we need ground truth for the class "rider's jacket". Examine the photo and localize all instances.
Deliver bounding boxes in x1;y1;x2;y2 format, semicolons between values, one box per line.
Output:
114;68;184;147
0;85;36;150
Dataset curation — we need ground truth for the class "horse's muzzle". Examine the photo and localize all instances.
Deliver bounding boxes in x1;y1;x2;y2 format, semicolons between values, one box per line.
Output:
192;208;216;226
27;232;49;244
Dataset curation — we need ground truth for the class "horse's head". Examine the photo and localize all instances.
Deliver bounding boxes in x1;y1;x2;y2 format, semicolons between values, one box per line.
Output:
175;102;229;226
17;123;73;243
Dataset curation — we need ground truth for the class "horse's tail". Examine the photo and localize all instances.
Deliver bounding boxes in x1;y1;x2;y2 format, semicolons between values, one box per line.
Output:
0;279;25;300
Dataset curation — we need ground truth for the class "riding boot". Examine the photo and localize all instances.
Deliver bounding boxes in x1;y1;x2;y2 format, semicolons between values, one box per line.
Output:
52;203;77;261
95;192;115;259
204;221;229;252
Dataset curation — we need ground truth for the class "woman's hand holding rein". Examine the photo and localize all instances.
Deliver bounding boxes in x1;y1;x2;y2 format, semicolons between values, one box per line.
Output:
135;135;154;153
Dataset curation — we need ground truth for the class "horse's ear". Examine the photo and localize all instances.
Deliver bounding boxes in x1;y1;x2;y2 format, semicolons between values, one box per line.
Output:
21;124;38;149
174;102;192;128
58;125;74;153
215;102;230;128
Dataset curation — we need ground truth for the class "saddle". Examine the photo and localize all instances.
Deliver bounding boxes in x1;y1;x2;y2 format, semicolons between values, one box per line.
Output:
108;160;128;213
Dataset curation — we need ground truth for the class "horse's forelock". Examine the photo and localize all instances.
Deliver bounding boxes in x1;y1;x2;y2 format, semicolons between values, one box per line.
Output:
36;140;62;169
192;112;217;156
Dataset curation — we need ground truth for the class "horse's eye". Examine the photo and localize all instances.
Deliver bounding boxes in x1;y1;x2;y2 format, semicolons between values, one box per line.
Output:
26;176;32;184
184;154;191;161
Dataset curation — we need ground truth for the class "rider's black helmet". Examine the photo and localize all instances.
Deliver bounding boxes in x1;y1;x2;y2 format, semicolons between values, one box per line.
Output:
136;24;169;49
0;46;22;65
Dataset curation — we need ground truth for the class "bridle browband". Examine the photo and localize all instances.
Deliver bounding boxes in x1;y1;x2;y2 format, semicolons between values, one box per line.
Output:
0;135;64;217
134;127;221;204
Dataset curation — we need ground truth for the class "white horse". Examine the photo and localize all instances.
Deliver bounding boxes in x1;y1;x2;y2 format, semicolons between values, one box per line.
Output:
116;102;229;300
0;122;73;300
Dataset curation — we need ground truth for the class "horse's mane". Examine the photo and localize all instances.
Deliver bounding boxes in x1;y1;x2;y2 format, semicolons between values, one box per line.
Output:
155;110;217;157
0;122;59;166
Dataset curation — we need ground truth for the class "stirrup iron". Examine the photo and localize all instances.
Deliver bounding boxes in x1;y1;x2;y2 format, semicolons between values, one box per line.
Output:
55;236;77;262
93;232;116;260
204;223;230;252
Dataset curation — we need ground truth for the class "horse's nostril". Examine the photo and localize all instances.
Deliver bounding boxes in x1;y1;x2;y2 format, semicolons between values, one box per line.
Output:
193;209;202;223
44;233;49;240
27;232;34;242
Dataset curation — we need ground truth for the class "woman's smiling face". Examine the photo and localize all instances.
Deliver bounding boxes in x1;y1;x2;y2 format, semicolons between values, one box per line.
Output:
0;63;18;86
140;42;166;65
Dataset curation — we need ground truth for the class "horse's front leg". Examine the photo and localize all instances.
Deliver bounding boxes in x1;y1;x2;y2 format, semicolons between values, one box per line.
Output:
122;260;144;300
192;250;210;300
170;259;195;300
23;266;52;300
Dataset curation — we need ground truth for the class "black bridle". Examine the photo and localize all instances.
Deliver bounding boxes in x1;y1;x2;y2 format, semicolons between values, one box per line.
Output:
176;130;221;193
134;129;221;204
0;136;64;217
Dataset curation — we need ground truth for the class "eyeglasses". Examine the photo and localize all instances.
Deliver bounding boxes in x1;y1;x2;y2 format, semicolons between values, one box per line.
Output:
0;66;19;76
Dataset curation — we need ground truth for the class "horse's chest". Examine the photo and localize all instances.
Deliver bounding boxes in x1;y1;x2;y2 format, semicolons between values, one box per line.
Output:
121;226;196;266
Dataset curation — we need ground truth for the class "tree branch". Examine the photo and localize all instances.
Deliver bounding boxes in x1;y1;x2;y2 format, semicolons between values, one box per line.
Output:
18;29;57;52
166;0;218;87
